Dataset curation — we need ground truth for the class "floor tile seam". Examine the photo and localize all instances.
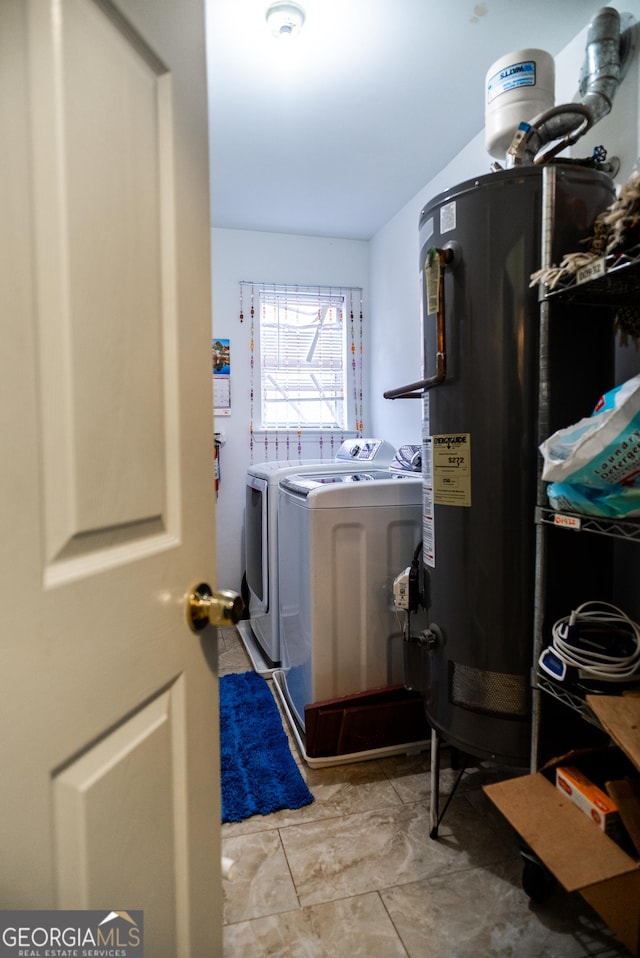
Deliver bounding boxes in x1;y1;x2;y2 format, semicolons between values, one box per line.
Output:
277;824;305;911
315;890;412;957
221;819;297;846
292;786;426;826
222;823;286;841
376;889;412;958
221;824;283;843
287;851;525;909
372;849;524;896
288;796;429;832
387;780;423;805
241;885;424;940
220;789;419;838
221;899;301;929
321;849;524;903
312;789;418;818
222;889;408;931
222;831;303;927
293;870;443;912
292;868;453;908
276;811;346;835
221;815;293;837
223;797;416;842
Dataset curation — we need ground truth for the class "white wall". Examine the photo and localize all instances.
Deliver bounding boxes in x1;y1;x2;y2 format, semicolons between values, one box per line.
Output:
211;229;369;591
369;1;640;444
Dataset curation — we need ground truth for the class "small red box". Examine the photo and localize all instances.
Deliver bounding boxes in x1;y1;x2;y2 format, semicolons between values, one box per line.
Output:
556;765;620;835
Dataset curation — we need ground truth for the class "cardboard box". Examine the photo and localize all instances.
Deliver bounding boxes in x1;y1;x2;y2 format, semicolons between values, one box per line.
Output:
484;693;640;957
555;764;620;835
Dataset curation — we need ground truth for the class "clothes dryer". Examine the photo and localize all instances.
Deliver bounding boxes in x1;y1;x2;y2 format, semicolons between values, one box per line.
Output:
239;439;398;672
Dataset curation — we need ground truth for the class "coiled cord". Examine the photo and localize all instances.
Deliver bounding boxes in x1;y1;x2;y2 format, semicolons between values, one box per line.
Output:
551;600;640;679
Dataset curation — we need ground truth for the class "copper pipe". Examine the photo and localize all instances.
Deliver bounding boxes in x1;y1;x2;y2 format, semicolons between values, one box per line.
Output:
383;247;453;400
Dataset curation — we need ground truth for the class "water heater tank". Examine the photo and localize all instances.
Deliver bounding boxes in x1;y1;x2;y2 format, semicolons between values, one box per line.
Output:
485;48;555;158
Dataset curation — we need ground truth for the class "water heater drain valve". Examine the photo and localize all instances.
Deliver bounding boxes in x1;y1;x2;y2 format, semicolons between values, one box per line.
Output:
419;627;442;650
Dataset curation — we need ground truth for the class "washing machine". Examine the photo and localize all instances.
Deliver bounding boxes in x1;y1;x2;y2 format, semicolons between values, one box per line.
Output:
273;469;424;762
239;438;398;673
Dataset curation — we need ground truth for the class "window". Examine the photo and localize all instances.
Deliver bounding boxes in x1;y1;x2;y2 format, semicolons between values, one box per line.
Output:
240;282;364;437
260;288;347;429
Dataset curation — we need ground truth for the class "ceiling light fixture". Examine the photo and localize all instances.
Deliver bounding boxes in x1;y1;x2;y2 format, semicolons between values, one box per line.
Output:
265;2;306;39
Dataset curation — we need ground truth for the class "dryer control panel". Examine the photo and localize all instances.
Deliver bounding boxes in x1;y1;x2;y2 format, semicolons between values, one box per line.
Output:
335;438;396;465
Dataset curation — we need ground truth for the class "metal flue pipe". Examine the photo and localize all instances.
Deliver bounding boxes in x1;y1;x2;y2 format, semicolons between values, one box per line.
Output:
507;6;633;166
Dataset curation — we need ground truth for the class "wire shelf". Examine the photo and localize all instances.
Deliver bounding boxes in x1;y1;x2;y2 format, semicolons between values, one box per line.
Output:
534;674;603;729
536;506;640;543
541;243;640;306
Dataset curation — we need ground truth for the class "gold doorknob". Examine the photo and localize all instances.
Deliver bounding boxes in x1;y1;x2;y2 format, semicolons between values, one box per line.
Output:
187;582;244;632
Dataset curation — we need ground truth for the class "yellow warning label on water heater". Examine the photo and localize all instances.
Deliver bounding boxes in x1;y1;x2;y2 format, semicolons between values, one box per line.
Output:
432;433;471;506
425;248;440;315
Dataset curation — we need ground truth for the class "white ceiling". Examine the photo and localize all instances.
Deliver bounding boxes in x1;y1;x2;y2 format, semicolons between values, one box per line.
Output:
206;0;607;239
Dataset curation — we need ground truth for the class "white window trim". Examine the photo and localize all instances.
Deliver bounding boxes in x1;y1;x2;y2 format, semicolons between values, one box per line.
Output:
251;283;364;434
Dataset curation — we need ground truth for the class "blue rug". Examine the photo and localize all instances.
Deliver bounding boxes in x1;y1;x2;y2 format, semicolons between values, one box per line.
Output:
219;671;314;823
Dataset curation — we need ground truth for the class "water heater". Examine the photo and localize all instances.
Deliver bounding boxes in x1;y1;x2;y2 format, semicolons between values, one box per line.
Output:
419;164;615;766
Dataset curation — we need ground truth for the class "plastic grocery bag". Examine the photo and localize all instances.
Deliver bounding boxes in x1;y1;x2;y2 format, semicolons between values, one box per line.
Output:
539;373;640;518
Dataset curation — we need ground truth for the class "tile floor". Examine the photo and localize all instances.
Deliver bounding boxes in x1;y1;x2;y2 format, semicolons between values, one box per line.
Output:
218;626;632;958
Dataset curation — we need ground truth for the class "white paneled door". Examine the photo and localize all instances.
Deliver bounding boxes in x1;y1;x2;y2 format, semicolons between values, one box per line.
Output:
0;1;222;955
